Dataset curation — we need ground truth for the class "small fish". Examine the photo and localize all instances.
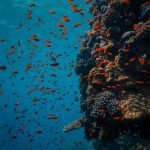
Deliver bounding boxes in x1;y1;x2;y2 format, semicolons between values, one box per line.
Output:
135;80;144;85
32;97;39;102
73;22;81;28
29;2;36;7
67;73;72;77
93;7;97;14
97;47;105;52
61;16;70;22
84;0;92;4
50;62;59;67
142;2;150;7
65;108;70;111
45;44;51;47
113;116;122;121
72;8;83;13
0;38;5;42
26;63;32;72
133;24;142;30
107;52;113;57
122;0;130;6
57;24;65;28
93;80;103;85
11;136;17;139
0;65;7;71
51;115;58;119
36;130;42;134
12;70;18;74
138;58;145;65
67;0;73;2
49;10;55;14
141;70;149;74
32;37;40;41
129;58;136;62
107;62;116;67
99;108;106;113
123;49;130;53
7;50;15;55
50;74;57;77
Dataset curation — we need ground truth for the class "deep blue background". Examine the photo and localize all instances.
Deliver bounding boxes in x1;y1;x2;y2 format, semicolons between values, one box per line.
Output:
0;0;92;149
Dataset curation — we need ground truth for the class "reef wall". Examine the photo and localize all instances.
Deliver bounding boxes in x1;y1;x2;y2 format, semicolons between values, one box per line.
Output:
75;0;150;148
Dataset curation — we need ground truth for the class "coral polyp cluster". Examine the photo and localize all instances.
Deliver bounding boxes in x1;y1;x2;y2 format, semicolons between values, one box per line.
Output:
64;0;150;147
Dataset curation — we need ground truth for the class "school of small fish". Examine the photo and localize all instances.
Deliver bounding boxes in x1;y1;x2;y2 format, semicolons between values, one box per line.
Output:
0;0;150;149
0;0;93;150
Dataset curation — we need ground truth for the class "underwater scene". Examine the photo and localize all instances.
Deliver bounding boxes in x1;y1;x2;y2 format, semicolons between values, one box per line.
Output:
0;0;150;150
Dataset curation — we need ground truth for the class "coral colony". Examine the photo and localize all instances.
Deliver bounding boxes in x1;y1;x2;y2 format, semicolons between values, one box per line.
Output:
64;0;150;148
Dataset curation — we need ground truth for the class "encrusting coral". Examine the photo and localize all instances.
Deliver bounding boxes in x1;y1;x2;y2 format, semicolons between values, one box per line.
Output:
64;0;150;148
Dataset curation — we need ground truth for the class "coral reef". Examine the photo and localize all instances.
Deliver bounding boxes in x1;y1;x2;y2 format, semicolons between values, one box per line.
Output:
65;0;150;148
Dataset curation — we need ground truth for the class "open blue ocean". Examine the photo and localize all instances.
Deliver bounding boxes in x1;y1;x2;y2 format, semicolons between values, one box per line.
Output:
1;0;150;149
0;0;92;149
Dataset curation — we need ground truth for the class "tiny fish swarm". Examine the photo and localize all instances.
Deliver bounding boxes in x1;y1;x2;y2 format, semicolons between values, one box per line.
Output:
75;0;150;143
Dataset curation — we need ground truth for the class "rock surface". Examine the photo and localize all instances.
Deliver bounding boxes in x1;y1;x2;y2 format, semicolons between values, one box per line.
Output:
65;0;150;148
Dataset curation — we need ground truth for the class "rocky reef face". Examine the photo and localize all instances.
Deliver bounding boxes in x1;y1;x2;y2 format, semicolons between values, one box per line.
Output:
75;0;150;148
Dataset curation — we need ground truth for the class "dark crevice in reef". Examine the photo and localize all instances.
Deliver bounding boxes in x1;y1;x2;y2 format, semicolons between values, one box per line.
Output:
74;0;150;149
63;0;150;149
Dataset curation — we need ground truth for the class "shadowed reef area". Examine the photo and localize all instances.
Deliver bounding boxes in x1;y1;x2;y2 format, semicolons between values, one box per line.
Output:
64;0;150;149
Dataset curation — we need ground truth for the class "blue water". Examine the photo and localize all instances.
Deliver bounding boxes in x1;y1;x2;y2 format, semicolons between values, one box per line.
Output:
0;0;92;149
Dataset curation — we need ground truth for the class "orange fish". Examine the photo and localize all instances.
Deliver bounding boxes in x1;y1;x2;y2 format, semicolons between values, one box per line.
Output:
73;22;81;28
113;116;122;121
107;52;113;57
26;63;31;72
138;58;145;65
49;10;55;14
141;70;149;74
61;16;70;22
67;73;72;77
124;62;129;66
50;74;57;77
50;62;59;67
51;115;58;119
13;70;18;74
94;80;103;85
72;8;83;12
142;2;150;6
67;0;73;2
45;44;51;47
147;60;150;65
84;0;92;4
29;2;36;7
107;62;116;67
122;0;130;6
97;47;105;52
94;24;101;30
32;37;40;41
99;108;106;113
93;7;97;14
129;58;136;62
133;24;142;30
123;49;130;53
8;50;15;55
98;60;109;67
135;80;144;85
57;24;65;28
65;108;70;111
